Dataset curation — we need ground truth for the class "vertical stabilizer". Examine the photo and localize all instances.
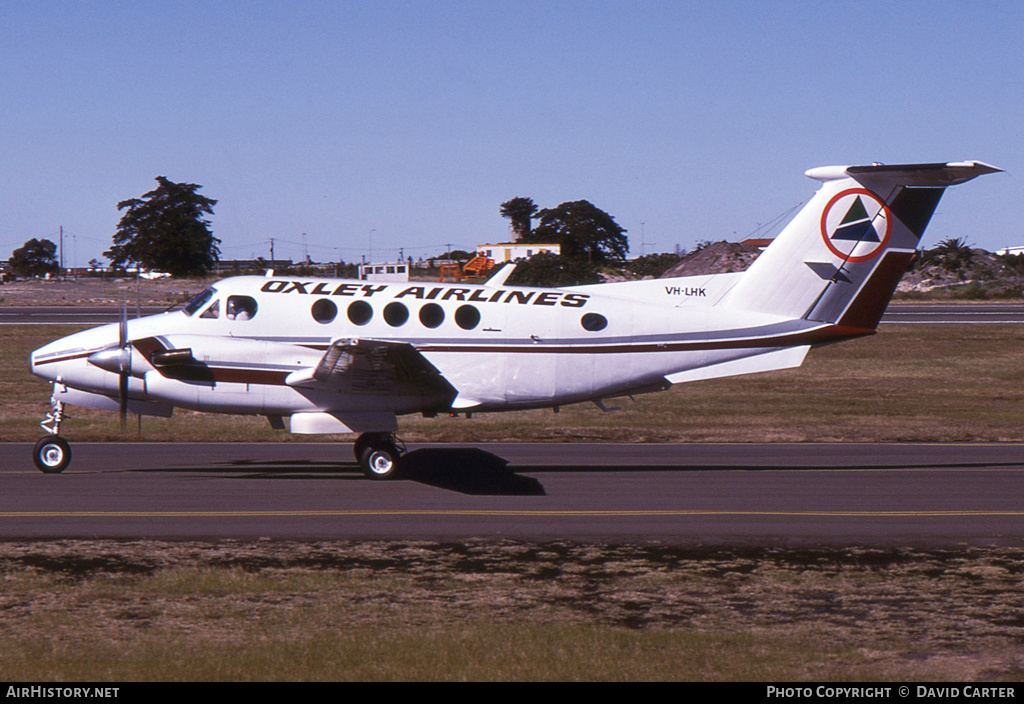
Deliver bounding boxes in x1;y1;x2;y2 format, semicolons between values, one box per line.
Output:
720;161;1001;330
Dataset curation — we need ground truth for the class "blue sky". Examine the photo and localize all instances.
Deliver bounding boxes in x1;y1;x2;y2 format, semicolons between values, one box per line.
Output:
1;0;1020;268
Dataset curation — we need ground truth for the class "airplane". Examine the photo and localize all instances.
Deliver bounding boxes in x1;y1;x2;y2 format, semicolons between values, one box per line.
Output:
28;160;1001;478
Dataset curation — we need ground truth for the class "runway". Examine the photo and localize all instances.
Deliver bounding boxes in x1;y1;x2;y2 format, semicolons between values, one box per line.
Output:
880;302;1024;324
3;442;1022;546
0;305;167;324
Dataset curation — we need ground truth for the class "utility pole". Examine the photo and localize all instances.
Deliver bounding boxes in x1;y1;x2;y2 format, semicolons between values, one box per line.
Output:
270;238;275;263
59;226;64;279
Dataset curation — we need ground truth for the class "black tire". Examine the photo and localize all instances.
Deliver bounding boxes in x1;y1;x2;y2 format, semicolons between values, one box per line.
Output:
352;435;372;463
33;436;71;474
359;442;402;480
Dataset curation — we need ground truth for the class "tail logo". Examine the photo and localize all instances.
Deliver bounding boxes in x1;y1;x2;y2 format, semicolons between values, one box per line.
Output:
820;188;892;263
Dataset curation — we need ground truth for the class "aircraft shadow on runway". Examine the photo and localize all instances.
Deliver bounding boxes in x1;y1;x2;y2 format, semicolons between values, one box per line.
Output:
134;447;546;496
129;444;1024;495
398;448;546;495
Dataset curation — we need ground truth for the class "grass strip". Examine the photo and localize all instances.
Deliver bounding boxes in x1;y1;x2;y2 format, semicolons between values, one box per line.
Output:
0;540;1022;681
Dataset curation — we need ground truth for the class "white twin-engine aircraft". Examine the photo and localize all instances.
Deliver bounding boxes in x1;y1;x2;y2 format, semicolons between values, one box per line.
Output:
29;161;1000;477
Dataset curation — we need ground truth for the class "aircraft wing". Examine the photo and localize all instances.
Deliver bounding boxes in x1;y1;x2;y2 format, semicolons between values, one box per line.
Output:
285;338;457;404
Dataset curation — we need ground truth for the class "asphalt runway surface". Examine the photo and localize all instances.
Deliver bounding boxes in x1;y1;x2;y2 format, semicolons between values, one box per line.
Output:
880;302;1024;324
3;441;1022;546
0;305;167;324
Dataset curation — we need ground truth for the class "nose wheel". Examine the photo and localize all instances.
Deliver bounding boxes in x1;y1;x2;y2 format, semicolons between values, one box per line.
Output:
33;436;71;474
34;394;71;473
353;432;405;480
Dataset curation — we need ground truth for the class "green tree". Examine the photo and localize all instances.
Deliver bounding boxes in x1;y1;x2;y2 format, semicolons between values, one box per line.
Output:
500;197;538;241
527;200;628;263
914;237;974;273
106;177;220;276
504;251;602;287
625;252;683;278
9;238;60;277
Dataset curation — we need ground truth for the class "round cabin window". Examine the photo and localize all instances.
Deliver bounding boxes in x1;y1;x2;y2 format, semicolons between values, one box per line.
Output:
347;300;373;326
311;299;337;324
419;303;444;329
455;305;481;330
581;313;608;332
383;302;409;327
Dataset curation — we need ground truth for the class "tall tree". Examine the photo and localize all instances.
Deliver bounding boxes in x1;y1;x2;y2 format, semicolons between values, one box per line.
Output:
9;238;60;277
528;200;628;263
500;197;538;241
106;177;219;276
504;250;602;287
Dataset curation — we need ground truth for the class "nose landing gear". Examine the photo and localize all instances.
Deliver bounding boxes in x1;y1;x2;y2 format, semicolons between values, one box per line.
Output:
34;395;71;474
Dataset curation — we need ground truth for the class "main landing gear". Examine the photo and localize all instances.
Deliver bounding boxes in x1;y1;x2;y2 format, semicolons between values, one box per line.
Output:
353;432;406;480
33;396;71;474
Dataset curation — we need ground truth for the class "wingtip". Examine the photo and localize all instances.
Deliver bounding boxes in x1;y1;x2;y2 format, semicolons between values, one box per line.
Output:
951;160;1004;175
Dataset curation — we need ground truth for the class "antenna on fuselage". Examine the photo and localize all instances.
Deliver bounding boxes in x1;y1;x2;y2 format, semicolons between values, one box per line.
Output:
483;262;517;288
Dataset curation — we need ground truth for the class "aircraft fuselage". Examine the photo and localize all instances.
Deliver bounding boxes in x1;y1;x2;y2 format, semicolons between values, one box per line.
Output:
30;273;847;424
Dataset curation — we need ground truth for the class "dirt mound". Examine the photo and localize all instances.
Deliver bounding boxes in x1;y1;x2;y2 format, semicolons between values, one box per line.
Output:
660;241;762;277
658;240;1024;299
898;249;1024;295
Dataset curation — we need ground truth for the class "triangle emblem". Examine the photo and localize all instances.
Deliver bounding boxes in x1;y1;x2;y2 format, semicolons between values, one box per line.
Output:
832;197;880;242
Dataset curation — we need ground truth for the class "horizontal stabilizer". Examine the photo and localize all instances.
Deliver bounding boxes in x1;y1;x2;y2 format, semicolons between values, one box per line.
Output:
806;161;1003;186
665;346;810;385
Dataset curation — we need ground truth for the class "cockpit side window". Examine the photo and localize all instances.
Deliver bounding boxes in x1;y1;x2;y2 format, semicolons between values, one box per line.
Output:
226;295;258;321
183;288;215;316
199;299;220;319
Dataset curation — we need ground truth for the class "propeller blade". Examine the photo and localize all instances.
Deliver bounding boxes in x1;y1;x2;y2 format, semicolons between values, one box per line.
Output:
119;364;129;431
119;295;127;349
118;294;129;431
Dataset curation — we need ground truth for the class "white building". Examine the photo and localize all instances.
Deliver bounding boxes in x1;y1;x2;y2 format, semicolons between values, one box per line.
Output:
476;242;560;263
996;246;1024;256
358;261;410;282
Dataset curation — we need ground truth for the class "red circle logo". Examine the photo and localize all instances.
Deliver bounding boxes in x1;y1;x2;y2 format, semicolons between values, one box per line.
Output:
819;188;892;263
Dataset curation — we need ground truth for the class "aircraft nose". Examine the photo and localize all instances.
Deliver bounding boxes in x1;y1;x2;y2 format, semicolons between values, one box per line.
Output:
29;340;63;381
28;325;120;381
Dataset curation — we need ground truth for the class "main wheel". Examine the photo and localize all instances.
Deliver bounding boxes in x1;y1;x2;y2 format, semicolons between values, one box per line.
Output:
33;436;71;474
352;434;373;463
359;442;402;480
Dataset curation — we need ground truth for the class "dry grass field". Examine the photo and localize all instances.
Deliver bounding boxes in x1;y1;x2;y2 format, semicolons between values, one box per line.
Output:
0;275;209;306
0;540;1022;681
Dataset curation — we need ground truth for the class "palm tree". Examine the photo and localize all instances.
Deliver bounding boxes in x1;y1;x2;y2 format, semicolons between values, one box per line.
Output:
934;237;974;271
500;197;538;242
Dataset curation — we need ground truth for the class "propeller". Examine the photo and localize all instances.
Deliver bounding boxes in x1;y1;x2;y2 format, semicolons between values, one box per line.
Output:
117;294;130;431
85;292;135;432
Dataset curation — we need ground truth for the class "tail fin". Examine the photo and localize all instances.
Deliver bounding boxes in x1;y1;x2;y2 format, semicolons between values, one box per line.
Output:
721;161;1001;329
